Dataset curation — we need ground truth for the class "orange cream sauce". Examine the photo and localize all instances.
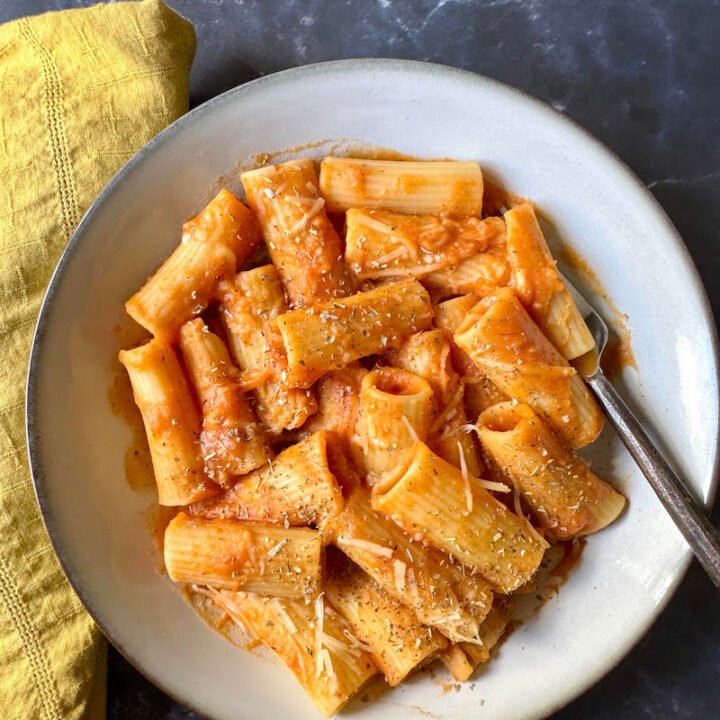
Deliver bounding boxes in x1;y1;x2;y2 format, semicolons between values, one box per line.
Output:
107;361;155;493
546;237;636;378
111;145;625;692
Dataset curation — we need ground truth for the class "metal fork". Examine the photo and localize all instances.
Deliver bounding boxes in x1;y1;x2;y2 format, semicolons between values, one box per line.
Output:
561;272;720;588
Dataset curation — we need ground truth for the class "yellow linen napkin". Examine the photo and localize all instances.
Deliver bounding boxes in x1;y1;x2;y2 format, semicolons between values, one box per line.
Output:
0;2;195;718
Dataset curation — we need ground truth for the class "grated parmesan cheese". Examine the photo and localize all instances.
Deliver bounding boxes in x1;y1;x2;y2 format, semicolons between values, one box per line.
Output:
266;538;288;558
321;632;361;658
430;382;465;434
277;604;297;634
285;197;326;236
457;440;473;514
478;479;512;494
357;215;395;234
320;647;338;692
369;246;408;267
339;536;394;558
314;593;325;678
401;414;420;443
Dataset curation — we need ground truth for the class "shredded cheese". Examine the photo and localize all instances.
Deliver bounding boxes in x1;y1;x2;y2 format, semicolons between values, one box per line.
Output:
339;536;394;558
368;246;408;267
237;367;272;392
320;647;339;692
287;197;326;235
358;260;451;279
457;440;473;514
342;628;373;654
277;604;297;634
452;632;485;646
286;195;317;206
314;593;325;678
266;538;288;558
401;414;420;443
478;478;512;493
321;632;361;658
430;382;465;434
357;215;395;234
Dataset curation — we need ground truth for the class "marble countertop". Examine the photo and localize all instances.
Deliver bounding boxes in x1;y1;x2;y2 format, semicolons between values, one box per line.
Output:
2;1;719;718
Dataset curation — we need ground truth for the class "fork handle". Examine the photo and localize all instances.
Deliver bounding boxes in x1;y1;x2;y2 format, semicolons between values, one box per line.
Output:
587;371;720;588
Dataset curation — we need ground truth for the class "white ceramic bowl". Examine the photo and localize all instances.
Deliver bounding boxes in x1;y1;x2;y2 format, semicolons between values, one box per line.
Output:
27;60;719;720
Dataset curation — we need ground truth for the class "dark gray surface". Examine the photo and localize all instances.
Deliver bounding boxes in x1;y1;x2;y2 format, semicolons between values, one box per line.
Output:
2;1;719;718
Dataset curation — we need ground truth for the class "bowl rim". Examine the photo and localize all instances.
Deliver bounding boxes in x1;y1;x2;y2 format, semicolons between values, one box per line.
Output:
25;58;720;720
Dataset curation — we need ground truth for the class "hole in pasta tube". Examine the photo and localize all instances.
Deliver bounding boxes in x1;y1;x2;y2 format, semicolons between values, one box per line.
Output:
365;366;429;397
371;445;417;499
324;433;362;495
477;401;534;433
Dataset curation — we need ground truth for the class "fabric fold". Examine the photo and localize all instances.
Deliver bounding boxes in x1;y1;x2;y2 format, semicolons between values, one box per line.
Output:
0;2;195;718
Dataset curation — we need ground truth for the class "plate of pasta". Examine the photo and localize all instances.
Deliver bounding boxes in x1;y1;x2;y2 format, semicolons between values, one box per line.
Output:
27;60;718;720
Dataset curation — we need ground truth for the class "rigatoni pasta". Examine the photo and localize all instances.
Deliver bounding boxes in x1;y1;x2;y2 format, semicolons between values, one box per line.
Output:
504;203;594;360
325;552;447;686
119;153;628;711
324;486;493;643
178;318;267;484
118;339;216;506
345;209;505;279
189;430;344;529
205;588;377;717
454;288;604;448
320;157;484;215
439;602;509;681
271;279;434;388
241;159;353;307
217;265;317;433
387;329;484;476
126;189;260;341
357;366;435;477
477;402;626;539
164;513;322;599
372;441;547;592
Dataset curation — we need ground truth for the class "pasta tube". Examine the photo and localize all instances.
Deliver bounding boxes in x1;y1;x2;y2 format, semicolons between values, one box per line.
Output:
438;603;509;681
477;402;626;539
189;430;344;529
357;367;435;477
126;189;260;340
164;513;322;599
303;364;367;439
386;329;458;405
504;203;594;360
217;265;317;433
372;442;547;592
179;318;267;484
241;159;353;307
435;294;488;380
324;486;493;642
319;157;484;215
463;377;510;421
344;209;505;279
118;339;216;506
454;288;603;448
206;589;377;717
387;330;483;476
325;552;447;686
271;279;434;388
423;250;511;298
435;294;481;335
